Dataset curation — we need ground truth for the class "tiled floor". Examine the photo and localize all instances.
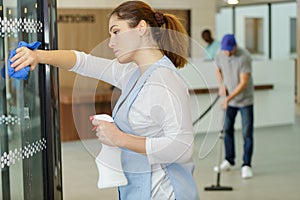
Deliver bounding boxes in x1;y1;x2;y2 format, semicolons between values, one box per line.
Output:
62;105;300;200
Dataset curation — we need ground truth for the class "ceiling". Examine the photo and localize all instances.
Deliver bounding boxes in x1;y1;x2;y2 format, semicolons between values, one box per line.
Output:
217;0;296;7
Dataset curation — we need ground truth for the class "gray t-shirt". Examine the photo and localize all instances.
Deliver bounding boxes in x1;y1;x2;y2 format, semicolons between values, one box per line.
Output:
215;47;254;107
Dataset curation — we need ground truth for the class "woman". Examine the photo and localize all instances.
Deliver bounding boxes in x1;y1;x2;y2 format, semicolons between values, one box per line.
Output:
11;1;199;199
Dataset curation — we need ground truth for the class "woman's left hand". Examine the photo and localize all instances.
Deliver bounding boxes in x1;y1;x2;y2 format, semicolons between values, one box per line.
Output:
92;119;124;147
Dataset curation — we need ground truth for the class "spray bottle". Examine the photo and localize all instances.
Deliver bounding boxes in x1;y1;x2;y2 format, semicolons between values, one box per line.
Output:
90;114;128;189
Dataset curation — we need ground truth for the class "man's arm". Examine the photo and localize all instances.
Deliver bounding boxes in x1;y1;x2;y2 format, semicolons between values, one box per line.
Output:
226;72;250;104
216;67;226;96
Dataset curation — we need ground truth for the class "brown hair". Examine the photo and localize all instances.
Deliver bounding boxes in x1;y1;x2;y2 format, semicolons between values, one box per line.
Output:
109;1;189;68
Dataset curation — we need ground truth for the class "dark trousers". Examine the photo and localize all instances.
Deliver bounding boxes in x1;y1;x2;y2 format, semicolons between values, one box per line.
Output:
224;105;254;167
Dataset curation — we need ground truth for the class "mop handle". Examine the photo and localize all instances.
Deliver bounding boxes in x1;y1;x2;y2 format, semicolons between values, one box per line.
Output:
192;95;220;126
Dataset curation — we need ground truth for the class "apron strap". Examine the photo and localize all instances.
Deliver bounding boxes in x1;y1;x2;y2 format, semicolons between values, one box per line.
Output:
112;57;176;119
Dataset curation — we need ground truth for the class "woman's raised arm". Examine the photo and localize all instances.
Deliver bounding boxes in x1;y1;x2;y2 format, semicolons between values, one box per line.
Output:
10;48;77;71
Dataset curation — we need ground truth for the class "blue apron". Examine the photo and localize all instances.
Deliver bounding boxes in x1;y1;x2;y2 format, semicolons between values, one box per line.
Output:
112;56;199;200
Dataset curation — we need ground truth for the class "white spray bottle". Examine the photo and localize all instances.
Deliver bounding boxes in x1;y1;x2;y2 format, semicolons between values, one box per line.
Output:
90;114;128;189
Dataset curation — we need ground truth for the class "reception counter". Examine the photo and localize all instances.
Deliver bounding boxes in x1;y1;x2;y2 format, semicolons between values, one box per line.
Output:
59;59;295;141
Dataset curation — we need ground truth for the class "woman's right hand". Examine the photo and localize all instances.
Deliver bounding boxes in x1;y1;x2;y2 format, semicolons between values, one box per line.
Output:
10;47;39;71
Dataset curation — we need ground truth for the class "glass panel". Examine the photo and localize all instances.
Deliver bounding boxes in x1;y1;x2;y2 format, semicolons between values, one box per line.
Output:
290;18;296;53
271;2;297;59
0;0;46;199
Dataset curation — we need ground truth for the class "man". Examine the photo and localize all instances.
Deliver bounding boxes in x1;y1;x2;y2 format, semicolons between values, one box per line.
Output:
215;34;254;179
201;29;220;60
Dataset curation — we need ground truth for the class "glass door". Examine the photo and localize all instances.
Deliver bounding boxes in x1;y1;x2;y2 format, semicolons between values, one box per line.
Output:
0;0;62;199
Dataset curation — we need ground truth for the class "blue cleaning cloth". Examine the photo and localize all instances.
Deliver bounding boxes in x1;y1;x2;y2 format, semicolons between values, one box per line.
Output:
5;41;41;80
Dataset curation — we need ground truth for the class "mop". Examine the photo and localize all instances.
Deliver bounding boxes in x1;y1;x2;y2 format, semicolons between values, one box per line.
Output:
193;95;233;191
204;126;233;191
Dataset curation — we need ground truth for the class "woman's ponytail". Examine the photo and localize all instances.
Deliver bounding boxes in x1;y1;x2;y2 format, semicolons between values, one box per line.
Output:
158;14;189;68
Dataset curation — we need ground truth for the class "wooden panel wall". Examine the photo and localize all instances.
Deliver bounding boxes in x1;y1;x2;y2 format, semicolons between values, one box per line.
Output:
57;9;113;90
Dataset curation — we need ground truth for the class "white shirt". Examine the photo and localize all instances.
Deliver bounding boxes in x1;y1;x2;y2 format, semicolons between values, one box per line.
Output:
70;51;194;199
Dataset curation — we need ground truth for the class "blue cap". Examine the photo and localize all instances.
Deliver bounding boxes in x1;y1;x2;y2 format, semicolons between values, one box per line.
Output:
221;34;236;51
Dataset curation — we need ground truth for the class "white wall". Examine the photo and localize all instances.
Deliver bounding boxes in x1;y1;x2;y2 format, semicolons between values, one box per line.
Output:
216;7;233;41
57;0;217;58
180;59;295;133
235;5;269;59
272;2;297;59
216;5;270;59
216;2;297;60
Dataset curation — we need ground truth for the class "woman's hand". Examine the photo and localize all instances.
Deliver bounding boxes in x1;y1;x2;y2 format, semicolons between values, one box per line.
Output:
10;47;39;71
92;119;125;147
